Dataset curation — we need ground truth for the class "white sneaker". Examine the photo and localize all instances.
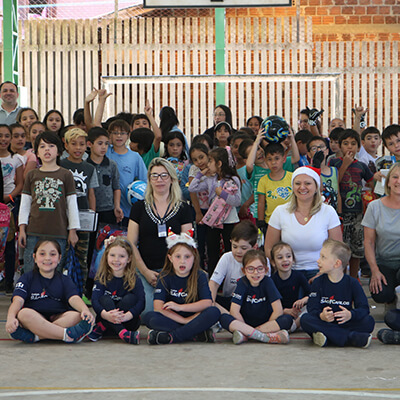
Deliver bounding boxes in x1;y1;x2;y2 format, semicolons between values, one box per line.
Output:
232;330;247;345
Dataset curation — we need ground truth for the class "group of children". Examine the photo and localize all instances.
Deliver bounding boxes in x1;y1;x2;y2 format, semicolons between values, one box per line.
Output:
2;95;400;347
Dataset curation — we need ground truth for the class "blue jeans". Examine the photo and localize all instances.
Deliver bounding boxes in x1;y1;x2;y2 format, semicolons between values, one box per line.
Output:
23;235;67;273
137;269;162;319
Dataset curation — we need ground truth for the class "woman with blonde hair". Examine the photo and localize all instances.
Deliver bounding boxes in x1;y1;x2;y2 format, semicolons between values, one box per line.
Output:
265;166;342;280
127;157;193;316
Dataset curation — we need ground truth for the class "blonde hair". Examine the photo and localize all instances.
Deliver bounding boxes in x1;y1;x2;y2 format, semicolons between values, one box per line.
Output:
64;127;87;144
322;239;351;269
145;157;182;207
384;162;400;196
287;176;323;216
95;237;137;291
159;243;202;304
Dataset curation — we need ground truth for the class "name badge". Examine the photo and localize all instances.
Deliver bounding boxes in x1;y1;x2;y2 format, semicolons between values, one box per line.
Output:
158;223;167;237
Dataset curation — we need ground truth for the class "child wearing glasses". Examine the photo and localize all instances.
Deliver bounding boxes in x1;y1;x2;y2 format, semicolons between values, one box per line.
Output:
219;249;293;345
106;119;147;226
307;136;341;212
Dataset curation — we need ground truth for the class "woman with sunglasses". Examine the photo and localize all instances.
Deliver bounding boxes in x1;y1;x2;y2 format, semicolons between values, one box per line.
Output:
127;158;193;317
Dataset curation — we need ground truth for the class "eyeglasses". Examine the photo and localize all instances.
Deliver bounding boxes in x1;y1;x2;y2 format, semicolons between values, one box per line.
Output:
150;172;170;181
213;112;225;117
310;145;327;152
111;131;128;136
245;265;266;273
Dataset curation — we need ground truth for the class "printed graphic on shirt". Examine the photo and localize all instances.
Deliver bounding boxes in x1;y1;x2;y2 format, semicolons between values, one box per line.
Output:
266;186;291;200
1;163;13;179
34;177;64;210
322;178;337;207
70;169;87;198
320;295;350;307
170;288;187;298
246;294;267;304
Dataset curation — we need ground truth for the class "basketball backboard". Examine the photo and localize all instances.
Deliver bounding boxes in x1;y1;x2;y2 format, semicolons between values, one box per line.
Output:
144;0;292;8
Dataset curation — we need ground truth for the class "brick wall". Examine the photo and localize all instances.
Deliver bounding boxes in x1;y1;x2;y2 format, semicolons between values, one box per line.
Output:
146;1;400;42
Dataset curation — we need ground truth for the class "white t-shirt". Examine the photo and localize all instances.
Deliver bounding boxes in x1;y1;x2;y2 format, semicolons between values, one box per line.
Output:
269;203;341;271
210;252;244;297
1;154;23;195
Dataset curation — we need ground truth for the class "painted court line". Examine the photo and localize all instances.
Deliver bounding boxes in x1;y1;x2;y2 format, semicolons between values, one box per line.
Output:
0;387;399;398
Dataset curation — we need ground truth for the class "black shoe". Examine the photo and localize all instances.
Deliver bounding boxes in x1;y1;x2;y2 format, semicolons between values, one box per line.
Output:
194;329;216;343
377;329;400;345
147;330;172;345
348;331;372;348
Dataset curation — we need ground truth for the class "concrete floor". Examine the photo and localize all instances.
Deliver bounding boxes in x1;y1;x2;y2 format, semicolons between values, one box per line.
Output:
0;277;399;400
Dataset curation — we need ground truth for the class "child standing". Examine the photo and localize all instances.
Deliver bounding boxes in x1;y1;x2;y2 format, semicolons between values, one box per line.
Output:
6;239;94;343
89;237;145;344
143;231;220;344
307;137;341;212
270;242;310;332
219;249;292;345
19;132;80;272
106;119;148;226
209;220;258;313
300;239;375;348
358;127;381;172
43;109;65;138
257;143;293;234
60;128;99;289
189;147;241;275
329;129;374;277
295;129;313;167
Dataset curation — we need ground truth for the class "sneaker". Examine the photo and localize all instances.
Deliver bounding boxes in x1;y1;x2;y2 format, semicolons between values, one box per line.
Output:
289;319;298;333
210;321;223;334
267;330;290;344
147;330;172;345
10;326;35;343
87;323;106;342
312;331;327;347
66;320;93;343
194;329;216;343
232;330;248;345
348;331;372;348
120;330;140;345
377;329;400;345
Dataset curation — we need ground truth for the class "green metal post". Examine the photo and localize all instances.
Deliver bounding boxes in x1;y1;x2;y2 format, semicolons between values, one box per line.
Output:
215;7;225;105
3;0;19;84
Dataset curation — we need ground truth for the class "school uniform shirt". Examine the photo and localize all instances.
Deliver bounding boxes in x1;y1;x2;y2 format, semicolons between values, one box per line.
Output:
129;200;193;271
257;171;293;223
271;270;311;309
21;168;77;238
106;147;148;218
232;275;282;327
92;276;145;319
307;274;370;322
87;156;120;212
210;252;244;298
60;159;99;210
154;271;211;317
328;158;373;214
13;270;78;316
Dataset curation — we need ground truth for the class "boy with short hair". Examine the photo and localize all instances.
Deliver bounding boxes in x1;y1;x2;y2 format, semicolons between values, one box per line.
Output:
307;137;341;212
326;127;345;164
257;143;292;232
300;239;375;348
358;127;381;173
295;129;313;166
375;124;400;173
106;119;147;226
328;129;373;278
60;128;99;292
209;220;260;313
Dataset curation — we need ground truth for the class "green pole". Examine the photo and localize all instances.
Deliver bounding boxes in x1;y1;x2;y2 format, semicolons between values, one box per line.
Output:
215;7;225;105
3;0;19;85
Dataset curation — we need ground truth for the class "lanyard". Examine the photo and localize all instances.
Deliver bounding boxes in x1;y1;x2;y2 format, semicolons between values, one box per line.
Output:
152;202;171;224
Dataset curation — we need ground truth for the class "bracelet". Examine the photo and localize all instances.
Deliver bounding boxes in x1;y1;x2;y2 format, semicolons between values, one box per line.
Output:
8;195;14;203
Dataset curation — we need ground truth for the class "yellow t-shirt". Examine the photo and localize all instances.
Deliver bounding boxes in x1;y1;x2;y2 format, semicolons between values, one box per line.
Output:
257;171;293;223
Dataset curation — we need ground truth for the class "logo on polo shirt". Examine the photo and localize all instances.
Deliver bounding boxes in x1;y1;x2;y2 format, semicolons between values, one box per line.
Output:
170;288;187;298
320;296;350;306
246;294;266;304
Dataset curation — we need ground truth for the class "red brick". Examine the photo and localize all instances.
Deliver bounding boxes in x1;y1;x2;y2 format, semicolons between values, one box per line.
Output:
308;0;321;5
359;0;371;4
394;6;400;14
335;15;347;23
317;7;329;14
357;6;366;13
321;0;333;4
366;6;378;13
385;16;397;23
329;6;342;14
372;15;385;23
312;16;322;24
379;6;391;14
346;0;358;4
359;15;372;23
371;0;382;4
347;15;360;23
341;6;354;14
334;0;346;4
385;0;396;4
322;16;335;23
305;6;316;14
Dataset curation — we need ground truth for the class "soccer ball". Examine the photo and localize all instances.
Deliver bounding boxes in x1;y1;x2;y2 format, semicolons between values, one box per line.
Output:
126;180;147;205
261;115;290;143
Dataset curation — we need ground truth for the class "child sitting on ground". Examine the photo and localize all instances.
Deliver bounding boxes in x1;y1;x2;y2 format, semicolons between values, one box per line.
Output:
300;239;375;348
270;242;310;332
209;220;259;313
220;249;292;345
